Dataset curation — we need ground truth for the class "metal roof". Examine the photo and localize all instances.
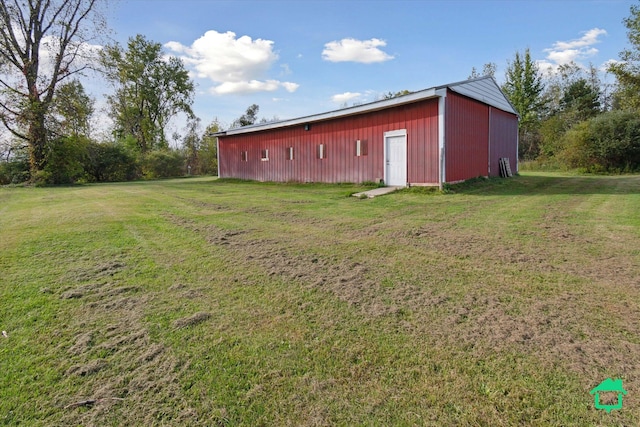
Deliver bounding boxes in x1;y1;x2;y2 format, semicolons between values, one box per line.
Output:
444;77;518;116
215;76;517;137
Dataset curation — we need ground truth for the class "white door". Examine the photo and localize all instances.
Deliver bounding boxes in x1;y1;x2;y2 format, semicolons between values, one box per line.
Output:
385;130;407;186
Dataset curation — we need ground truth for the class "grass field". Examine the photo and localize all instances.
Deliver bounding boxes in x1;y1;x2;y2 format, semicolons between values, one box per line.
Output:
1;172;639;426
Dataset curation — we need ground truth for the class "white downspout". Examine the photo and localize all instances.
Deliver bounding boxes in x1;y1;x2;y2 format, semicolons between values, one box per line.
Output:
216;137;221;178
436;89;447;191
516;119;520;173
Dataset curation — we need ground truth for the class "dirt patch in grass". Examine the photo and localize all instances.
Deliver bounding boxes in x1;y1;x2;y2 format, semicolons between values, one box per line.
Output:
67;332;94;356
173;312;212;329
169;283;207;300
66;359;108;377
64;260;127;284
164;188;640;411
165;213;382;312
56;260;198;425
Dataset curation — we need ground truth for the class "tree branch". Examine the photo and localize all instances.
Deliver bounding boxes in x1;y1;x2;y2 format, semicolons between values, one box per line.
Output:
0;113;28;141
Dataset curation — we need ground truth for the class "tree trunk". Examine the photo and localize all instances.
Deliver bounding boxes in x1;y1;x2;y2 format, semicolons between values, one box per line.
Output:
27;99;48;179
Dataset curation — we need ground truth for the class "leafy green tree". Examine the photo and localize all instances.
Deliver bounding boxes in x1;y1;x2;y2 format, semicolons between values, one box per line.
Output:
538;63;602;159
182;117;201;174
382;90;412;99
231;104;259;128
609;3;640;110
542;63;601;118
101;34;195;152
468;63;497;79
51;79;95;138
560;78;601;123
502;48;546;159
541;62;583;116
0;0;105;178
199;119;221;175
84;141;138;182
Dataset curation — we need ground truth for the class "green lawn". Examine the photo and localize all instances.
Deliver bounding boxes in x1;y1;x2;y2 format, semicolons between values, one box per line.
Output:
1;173;639;426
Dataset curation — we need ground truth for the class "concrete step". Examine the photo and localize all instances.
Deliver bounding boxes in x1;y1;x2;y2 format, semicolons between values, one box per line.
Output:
352;186;402;198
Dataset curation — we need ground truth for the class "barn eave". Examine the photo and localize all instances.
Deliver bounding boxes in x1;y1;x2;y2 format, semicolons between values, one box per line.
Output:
213;76;516;137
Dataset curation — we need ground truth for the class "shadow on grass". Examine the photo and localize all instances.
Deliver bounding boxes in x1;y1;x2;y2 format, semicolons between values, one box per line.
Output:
446;173;640;196
95;173;638;197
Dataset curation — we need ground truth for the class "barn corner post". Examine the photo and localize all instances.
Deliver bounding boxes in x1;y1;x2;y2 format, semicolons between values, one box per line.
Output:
488;107;493;176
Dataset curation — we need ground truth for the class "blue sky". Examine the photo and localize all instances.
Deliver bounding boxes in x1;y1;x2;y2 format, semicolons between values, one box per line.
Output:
105;0;637;133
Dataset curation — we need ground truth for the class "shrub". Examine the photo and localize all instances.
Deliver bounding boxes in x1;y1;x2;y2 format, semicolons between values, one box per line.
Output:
42;136;88;184
558;110;640;173
140;150;185;179
84;142;138;182
0;160;30;185
539;115;568;159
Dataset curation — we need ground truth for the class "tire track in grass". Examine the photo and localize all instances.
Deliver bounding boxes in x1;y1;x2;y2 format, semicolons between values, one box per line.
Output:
56;250;200;424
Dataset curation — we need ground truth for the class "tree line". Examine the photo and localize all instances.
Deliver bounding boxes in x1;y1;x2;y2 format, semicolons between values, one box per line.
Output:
475;4;640;173
2;1;640;185
0;1;225;185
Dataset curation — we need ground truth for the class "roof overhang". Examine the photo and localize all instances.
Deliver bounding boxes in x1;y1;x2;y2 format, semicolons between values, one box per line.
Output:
214;76;517;137
214;87;442;137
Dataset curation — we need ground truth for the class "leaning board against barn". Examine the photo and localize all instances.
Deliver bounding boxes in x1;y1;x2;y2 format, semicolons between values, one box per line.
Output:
215;76;518;186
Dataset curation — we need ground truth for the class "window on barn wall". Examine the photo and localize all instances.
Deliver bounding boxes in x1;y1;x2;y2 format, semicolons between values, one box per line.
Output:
241;151;248;162
287;146;294;160
261;149;269;161
317;144;325;159
355;140;368;156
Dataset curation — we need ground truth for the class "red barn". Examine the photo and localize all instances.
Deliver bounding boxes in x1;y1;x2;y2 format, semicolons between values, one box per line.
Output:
215;76;518;187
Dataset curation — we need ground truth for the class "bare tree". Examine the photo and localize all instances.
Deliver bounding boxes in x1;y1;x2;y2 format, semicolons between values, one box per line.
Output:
0;0;106;178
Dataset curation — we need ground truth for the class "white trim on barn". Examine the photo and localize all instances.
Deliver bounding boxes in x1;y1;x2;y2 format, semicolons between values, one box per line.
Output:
216;138;220;178
383;129;408;186
437;89;447;190
447;77;516;114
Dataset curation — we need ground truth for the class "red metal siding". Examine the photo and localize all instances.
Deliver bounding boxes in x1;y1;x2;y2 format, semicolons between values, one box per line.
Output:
445;91;490;182
489;107;519;176
219;99;440;184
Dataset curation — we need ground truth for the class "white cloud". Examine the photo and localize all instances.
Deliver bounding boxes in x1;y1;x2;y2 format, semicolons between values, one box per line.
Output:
322;38;394;63
331;92;361;104
281;82;300;92
210;79;299;95
165;30;299;95
280;63;292;76
552;28;607;51
601;58;624;72
541;28;607;72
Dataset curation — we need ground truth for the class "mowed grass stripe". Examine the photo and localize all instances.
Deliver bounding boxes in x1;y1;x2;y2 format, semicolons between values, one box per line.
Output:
0;173;638;425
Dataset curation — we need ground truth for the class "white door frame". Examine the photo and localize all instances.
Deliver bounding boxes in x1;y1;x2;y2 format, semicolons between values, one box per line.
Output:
384;129;407;186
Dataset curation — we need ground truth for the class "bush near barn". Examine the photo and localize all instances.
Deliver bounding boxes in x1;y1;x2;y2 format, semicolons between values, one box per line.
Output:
558;111;640;173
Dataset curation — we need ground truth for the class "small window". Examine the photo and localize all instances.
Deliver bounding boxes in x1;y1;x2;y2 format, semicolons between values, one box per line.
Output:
287;146;294;160
261;149;269;161
355;140;368;156
241;151;248;162
317;144;325;159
